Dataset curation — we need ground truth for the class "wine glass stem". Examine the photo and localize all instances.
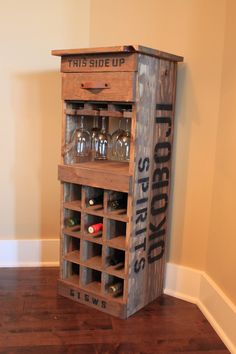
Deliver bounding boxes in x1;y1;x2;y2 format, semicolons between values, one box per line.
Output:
80;116;84;129
102;116;106;131
125;118;129;131
94;116;98;128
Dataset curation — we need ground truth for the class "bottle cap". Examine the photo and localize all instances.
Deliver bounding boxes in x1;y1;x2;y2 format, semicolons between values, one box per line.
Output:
88;226;94;233
88;222;103;234
109;285;116;293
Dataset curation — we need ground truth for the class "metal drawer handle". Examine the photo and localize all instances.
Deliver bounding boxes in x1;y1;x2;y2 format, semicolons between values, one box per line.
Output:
80;82;111;89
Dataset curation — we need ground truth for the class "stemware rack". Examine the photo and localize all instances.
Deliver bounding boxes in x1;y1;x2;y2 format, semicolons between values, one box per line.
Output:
52;45;183;318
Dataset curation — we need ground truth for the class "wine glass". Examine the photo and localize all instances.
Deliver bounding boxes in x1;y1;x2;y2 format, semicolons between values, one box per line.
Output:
95;116;110;160
117;118;131;161
71;116;91;162
91;116;100;159
110;118;125;160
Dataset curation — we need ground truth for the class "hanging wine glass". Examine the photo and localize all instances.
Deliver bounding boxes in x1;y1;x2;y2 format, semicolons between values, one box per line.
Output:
71;115;91;162
110;118;125;160
117;118;131;161
95;116;110;160
91;116;100;159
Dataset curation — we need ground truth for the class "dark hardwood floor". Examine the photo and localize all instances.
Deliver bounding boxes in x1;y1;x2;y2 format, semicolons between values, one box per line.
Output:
0;267;229;354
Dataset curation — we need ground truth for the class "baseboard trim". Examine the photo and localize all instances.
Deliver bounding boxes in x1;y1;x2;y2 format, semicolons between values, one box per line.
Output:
165;263;236;354
0;240;235;353
0;239;60;267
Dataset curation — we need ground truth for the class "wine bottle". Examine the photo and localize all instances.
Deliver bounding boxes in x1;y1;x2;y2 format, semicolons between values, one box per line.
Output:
65;217;80;227
88;195;103;206
109;198;126;210
88;223;103;234
108;282;123;296
107;256;124;270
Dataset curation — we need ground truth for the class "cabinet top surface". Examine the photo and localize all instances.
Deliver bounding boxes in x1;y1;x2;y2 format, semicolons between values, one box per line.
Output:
51;44;183;62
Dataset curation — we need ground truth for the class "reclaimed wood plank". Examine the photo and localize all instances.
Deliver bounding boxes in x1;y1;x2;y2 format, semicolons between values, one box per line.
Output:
52;44;183;62
62;72;135;102
127;53;159;316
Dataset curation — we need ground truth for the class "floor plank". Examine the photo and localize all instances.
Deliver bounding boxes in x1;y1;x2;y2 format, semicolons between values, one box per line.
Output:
0;267;230;354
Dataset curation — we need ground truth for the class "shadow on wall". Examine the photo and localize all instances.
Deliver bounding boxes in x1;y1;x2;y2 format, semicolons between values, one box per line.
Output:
166;62;199;264
11;71;61;244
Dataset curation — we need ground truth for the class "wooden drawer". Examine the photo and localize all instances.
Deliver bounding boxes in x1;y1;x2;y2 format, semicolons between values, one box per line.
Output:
62;72;135;102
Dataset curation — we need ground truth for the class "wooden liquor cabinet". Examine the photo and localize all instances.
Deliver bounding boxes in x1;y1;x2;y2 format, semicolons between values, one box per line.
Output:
52;45;183;318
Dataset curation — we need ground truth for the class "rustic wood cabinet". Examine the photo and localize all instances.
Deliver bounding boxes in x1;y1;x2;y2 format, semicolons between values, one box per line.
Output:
52;45;183;318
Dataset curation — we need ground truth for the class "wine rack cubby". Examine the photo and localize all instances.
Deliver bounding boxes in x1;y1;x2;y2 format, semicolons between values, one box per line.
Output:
53;45;183;318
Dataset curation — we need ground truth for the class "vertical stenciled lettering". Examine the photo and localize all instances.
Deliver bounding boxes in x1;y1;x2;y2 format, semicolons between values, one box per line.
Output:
133;104;173;272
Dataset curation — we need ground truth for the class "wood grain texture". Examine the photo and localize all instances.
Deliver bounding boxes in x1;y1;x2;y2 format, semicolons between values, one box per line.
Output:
61;53;137;73
0;268;229;354
58;162;131;193
62;72;135;102
64;108;132;118
127;56;178;317
52;44;183;62
127;54;159;316
58;279;126;318
146;59;177;303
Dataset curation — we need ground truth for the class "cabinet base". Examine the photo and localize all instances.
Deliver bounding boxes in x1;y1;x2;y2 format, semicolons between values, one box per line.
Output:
58;279;127;319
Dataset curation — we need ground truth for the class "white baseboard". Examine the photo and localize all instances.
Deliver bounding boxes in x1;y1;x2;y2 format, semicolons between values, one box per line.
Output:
165;263;236;354
0;240;235;353
0;239;59;267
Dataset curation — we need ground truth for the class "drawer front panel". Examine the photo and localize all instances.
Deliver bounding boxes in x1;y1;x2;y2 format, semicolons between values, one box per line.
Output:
62;72;135;102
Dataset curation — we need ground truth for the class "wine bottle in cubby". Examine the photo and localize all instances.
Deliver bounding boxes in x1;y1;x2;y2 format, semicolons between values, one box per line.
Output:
88;195;103;206
88;223;103;234
109;198;126;210
108;282;123;297
65;217;80;227
107;256;124;270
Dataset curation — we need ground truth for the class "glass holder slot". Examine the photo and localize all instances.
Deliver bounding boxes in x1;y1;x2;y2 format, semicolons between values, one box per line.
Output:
64;102;133;165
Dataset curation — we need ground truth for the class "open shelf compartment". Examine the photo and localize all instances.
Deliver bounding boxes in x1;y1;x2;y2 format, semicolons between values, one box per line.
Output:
106;219;127;250
63;101;132;166
84;186;104;213
63;235;80;264
63;182;82;211
62;260;80;287
82;240;103;270
104;246;125;278
83;214;103;242
80;266;102;295
107;190;128;220
63;208;81;236
104;274;124;301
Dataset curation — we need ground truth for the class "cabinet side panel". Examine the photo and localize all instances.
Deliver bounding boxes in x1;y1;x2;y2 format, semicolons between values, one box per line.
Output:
127;54;159;316
127;57;177;317
146;60;177;303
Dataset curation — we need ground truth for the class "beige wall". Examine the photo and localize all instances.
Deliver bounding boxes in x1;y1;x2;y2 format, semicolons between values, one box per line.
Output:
90;0;226;270
0;0;90;240
206;0;236;304
91;0;236;304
